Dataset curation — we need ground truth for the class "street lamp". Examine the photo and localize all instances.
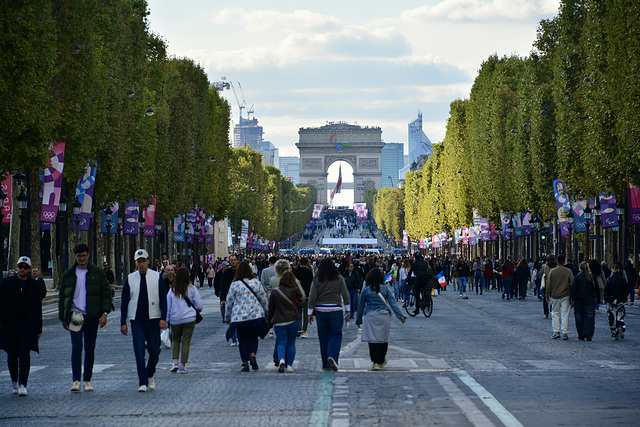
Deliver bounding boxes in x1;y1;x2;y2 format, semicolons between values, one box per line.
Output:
104;206;113;270
58;192;69;275
17;187;28;256
584;205;592;261
72;196;82;245
616;200;626;263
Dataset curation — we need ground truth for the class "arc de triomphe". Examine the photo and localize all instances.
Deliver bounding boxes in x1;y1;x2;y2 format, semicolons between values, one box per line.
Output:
296;122;383;205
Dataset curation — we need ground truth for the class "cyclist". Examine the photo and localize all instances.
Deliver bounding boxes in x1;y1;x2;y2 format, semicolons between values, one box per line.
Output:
407;252;434;316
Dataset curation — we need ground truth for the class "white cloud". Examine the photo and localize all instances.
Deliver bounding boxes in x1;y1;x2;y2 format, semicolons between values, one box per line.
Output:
401;0;559;22
211;8;342;33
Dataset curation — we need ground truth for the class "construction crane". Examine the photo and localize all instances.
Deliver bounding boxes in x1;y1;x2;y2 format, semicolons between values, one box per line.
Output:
237;81;254;119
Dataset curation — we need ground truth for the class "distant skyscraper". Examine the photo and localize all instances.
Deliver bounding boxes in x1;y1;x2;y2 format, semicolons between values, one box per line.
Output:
233;116;263;150
261;140;278;166
381;143;404;188
278;157;300;185
408;112;433;163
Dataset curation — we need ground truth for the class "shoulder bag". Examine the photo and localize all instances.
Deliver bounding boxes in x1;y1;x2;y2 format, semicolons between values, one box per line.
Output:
274;287;301;309
184;293;203;324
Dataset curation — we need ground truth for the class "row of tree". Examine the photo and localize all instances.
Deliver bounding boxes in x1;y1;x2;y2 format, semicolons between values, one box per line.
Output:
372;0;640;243
1;0;315;267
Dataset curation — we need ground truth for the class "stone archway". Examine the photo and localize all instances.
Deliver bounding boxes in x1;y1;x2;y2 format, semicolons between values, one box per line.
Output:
296;122;383;205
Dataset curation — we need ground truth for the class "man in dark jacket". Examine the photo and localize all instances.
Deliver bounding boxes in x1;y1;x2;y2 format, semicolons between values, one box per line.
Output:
0;256;46;396
59;243;111;392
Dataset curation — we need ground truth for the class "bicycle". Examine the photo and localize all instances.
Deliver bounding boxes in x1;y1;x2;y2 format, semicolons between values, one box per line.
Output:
403;286;433;318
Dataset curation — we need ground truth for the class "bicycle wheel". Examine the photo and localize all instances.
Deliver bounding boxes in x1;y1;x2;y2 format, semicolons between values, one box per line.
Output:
423;294;433;317
405;291;418;317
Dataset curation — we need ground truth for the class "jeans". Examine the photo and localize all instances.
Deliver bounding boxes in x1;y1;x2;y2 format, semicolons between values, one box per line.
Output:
458;277;468;295
393;279;401;299
130;319;161;386
348;290;359;318
274;319;300;366
551;296;571;335
170;321;196;364
7;323;32;386
71;317;99;382
474;275;483;293
401;280;410;302
315;311;344;369
573;299;596;339
502;277;512;300
236;321;260;363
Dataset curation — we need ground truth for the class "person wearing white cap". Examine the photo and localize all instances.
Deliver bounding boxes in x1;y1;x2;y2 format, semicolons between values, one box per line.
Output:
59;243;112;392
0;256;46;396
120;248;167;392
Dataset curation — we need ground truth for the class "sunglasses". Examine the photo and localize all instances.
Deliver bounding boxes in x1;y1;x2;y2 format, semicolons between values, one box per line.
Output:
17;265;30;270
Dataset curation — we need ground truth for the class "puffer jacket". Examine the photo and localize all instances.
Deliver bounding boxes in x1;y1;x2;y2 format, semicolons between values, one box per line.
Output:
59;262;111;322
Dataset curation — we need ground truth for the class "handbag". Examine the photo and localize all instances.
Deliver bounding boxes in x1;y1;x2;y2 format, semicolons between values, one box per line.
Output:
184;295;203;324
274;287;301;309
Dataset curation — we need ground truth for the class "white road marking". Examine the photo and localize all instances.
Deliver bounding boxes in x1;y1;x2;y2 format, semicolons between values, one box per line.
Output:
65;363;114;374
437;375;495;427
1;366;48;377
455;370;524;427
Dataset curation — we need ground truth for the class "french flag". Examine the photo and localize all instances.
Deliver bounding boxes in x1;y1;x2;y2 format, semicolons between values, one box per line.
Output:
435;271;447;288
330;165;342;200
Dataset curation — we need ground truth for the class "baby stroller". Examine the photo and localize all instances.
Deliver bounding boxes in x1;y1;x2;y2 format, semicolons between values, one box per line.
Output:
606;300;626;340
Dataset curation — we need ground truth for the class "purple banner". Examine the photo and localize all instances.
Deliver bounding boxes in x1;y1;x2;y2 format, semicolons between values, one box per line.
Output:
40;142;66;223
462;227;468;245
571;200;587;233
489;222;498;241
174;214;186;242
553;179;571;237
144;198;156;237
628;182;640;225
197;208;206;244
480;218;490;242
186;209;197;244
513;213;523;238
123;201;139;235
522;212;533;236
72;164;97;231
500;212;512;241
205;215;214;244
403;230;408;248
469;227;477;246
599;192;619;229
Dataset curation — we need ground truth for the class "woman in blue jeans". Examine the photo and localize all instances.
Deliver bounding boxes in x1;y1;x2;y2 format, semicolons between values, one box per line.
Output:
308;258;350;371
267;271;302;372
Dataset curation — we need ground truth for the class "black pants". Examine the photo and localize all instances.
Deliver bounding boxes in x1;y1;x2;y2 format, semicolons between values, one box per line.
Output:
368;342;388;364
236;323;260;363
6;323;32;386
207;277;214;288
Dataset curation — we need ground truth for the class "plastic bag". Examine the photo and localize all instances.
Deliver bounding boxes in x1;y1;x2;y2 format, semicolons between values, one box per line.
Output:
161;328;171;348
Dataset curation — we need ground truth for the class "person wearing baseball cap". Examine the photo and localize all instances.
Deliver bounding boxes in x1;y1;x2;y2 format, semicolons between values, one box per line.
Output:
59;243;112;393
0;256;46;396
120;248;167;392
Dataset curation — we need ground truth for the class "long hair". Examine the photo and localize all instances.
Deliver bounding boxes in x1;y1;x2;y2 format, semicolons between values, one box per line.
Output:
612;262;623;275
365;268;383;293
172;267;191;298
588;259;602;275
518;258;527;268
279;271;297;289
233;261;254;281
317;258;339;283
579;261;591;283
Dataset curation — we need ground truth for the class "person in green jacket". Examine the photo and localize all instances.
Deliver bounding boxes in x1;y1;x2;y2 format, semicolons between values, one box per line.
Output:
58;243;111;393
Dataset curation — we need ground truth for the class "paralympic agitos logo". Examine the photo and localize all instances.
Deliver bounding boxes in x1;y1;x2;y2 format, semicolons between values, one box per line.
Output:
330;133;352;150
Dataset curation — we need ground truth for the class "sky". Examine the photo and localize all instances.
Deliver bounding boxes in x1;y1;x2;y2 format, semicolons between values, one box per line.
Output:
147;0;560;205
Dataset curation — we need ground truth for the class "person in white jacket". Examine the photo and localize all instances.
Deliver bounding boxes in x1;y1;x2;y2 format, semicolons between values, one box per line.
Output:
166;267;203;374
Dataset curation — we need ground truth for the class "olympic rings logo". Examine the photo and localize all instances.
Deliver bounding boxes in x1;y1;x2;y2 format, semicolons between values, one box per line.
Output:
42;211;56;220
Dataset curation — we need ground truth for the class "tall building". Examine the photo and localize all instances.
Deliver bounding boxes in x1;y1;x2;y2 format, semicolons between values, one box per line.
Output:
381;143;404;188
408;112;433;163
261;140;278;166
278;157;300;185
233;116;263;150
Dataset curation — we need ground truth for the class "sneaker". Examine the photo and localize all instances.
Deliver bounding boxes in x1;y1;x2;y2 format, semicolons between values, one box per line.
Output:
301;332;309;339
170;363;180;372
327;357;339;372
249;356;259;371
230;340;239;347
71;381;81;392
552;332;560;339
148;378;155;390
380;359;388;368
83;381;94;392
345;320;350;327
18;385;27;397
178;367;187;374
268;332;274;339
240;364;250;372
12;381;19;395
286;366;295;373
278;359;286;373
372;363;380;371
562;334;568;340
585;333;592;341
138;385;148;392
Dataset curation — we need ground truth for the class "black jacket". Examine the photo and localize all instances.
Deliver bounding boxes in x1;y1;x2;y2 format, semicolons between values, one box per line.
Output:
0;276;46;353
293;266;314;296
571;272;599;305
604;274;628;303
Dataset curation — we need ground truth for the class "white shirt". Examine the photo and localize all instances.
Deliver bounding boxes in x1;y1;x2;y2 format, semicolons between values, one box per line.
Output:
71;267;89;314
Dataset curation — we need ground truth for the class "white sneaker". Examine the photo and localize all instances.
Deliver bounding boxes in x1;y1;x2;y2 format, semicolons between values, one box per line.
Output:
83;381;94;392
148;378;155;390
230;340;239;347
278;359;286;373
286;366;295;373
138;385;148;392
18;385;27;396
71;381;81;392
12;381;19;394
301;332;309;339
